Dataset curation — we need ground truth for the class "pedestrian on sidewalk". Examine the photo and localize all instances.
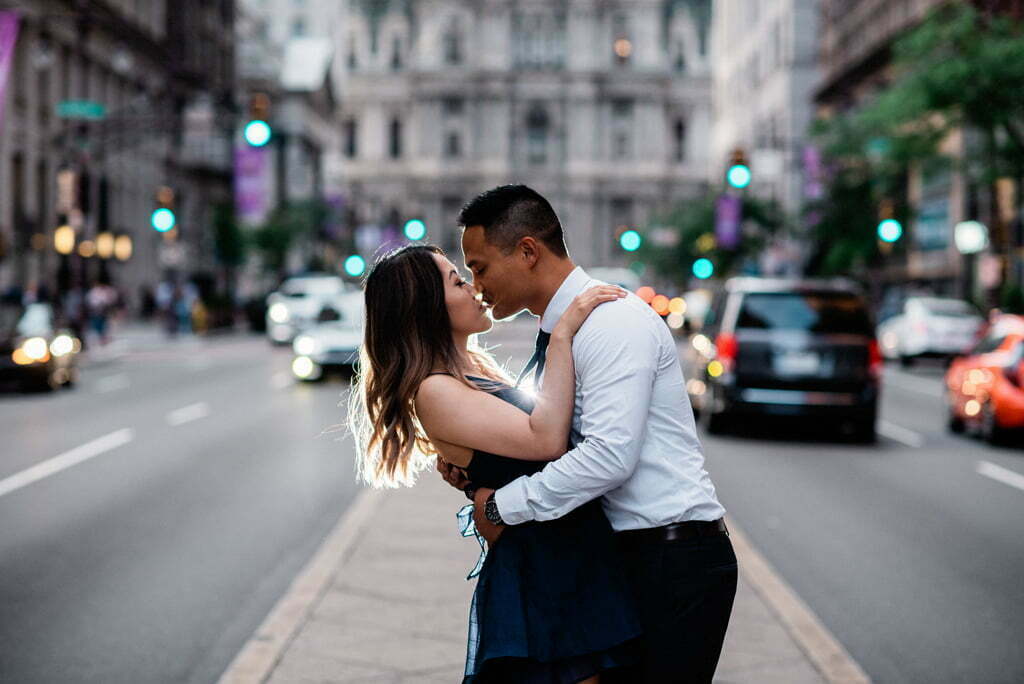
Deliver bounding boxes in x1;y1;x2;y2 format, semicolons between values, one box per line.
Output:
351;244;641;683
451;185;736;684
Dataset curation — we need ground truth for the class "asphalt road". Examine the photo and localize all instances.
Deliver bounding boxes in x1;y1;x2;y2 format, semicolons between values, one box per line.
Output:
0;330;362;684
702;359;1024;684
2;320;1023;683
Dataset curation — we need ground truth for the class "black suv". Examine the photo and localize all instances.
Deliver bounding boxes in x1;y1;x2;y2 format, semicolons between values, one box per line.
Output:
686;277;881;441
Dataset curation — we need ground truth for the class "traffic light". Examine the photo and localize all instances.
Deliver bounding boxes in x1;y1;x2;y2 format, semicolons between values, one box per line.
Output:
877;219;902;243
619;229;642;252
244;93;272;147
876;199;902;243
692;258;714;279
726;148;751;189
150;186;176;233
403;219;426;241
344;254;366;277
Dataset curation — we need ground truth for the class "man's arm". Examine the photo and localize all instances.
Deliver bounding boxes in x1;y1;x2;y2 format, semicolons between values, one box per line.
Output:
492;308;660;524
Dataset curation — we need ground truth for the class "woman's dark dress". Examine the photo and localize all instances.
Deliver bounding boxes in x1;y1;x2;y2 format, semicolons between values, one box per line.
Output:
460;376;641;684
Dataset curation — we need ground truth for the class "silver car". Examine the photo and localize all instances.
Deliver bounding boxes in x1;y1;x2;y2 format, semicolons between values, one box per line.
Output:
265;274;353;345
291;292;364;381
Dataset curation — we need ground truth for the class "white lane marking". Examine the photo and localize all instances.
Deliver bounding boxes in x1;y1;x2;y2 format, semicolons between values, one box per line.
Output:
166;402;211;427
270;372;291;389
877;420;925;448
884;370;944;398
977;460;1024;493
95;374;130;394
0;428;135;499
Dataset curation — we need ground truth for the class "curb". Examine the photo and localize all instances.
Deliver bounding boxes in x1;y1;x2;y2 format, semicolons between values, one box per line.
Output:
217;488;385;684
727;516;872;684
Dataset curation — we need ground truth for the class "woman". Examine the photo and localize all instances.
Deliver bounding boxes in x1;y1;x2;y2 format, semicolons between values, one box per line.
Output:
350;244;642;683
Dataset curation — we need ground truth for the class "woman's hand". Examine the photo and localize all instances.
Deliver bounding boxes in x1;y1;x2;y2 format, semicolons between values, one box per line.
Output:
553;286;628;339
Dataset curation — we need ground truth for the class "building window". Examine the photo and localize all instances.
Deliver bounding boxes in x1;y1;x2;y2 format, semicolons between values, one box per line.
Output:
674;39;686;72
612;14;631;66
343;119;358;158
512;12;567;70
390;36;403;70
389;118;403;159
673;118;687;162
347;35;358;69
526;106;549;165
442;97;464;117
443;21;462;65
611;99;633;160
445;131;462;158
292;16;307;37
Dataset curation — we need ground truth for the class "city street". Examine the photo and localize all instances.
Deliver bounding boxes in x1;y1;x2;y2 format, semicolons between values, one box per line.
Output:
0;332;362;684
704;360;1024;684
2;321;1024;682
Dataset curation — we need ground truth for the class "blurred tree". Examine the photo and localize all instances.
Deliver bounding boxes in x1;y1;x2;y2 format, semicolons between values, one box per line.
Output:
810;2;1024;275
211;203;246;324
250;200;328;278
639;193;786;287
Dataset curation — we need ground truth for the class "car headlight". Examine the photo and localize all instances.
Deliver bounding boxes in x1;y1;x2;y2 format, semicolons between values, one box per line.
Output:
294;335;318;356
23;337;49;360
50;334;75;357
292;356;319;379
268;303;290;323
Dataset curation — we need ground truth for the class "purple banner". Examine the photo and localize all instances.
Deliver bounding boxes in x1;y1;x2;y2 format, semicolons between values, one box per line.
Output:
0;11;21;135
234;144;270;225
715;194;742;250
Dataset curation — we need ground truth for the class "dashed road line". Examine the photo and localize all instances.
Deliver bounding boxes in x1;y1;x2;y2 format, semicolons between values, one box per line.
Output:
977;460;1024;493
166;402;211;427
0;428;135;499
877;420;925;448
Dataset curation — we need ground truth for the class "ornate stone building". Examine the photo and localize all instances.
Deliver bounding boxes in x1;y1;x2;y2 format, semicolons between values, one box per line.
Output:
332;0;712;268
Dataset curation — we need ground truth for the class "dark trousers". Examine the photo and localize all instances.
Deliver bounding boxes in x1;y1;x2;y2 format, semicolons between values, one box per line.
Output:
613;531;738;683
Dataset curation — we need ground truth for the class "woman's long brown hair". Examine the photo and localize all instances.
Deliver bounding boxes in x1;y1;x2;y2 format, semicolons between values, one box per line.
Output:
349;244;508;487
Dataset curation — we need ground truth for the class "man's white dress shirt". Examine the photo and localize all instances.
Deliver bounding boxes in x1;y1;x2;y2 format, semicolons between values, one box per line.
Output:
494;267;726;531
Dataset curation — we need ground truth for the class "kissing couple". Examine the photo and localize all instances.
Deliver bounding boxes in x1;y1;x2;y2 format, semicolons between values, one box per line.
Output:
350;184;737;683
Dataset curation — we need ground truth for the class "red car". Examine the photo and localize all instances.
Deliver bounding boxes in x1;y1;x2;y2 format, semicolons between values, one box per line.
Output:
945;314;1024;444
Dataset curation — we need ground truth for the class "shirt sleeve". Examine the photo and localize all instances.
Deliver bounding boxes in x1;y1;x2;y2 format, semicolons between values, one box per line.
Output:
494;307;659;524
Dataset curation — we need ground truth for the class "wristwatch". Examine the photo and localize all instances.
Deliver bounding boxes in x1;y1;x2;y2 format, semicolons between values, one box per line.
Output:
484;492;504;526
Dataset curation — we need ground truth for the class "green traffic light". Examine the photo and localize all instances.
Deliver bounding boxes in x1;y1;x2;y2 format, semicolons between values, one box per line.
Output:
151;208;176;232
726;164;752;189
344;255;366;277
244;120;272;147
619;229;642;252
692;258;714;279
877;219;902;243
403;219;426;241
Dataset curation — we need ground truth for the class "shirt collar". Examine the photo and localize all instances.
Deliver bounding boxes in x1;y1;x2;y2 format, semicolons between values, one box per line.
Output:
540;266;592;333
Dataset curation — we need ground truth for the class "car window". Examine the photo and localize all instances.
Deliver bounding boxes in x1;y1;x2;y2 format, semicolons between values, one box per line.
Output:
917;298;978;318
17;303;53;336
971;333;1006;355
736;292;873;335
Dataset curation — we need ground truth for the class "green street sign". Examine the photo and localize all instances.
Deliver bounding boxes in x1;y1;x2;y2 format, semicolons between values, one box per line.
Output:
56;100;107;120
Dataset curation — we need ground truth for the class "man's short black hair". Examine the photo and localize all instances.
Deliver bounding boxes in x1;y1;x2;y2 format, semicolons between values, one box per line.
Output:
457;184;568;258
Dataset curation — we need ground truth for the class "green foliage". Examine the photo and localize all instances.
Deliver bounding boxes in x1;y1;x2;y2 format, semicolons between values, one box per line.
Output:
639;193;786;286
250;200;328;275
808;2;1024;276
212;203;246;268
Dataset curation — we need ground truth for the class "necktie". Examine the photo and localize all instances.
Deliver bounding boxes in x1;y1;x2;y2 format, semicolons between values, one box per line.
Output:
516;330;551;389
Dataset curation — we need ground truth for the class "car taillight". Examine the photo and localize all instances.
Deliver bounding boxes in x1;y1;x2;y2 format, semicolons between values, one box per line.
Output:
868;339;883;379
715;333;739;370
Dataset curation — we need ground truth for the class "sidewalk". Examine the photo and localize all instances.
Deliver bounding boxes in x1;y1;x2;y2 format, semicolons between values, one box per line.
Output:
220;477;871;684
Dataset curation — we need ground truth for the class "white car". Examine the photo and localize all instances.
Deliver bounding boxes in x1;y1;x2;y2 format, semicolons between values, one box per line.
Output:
291;292;364;381
877;296;984;365
266;274;353;344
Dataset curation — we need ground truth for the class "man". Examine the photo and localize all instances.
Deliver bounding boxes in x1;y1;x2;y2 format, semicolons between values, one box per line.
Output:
439;184;737;683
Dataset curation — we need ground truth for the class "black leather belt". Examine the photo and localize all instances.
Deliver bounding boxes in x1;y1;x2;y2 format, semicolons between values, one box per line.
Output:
616;518;728;545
